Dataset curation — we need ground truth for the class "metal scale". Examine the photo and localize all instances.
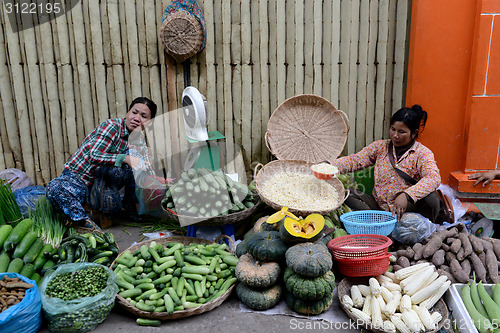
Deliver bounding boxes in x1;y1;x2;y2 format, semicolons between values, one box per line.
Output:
180;87;234;240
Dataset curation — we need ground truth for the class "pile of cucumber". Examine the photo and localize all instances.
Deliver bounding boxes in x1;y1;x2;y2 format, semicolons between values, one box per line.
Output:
48;230;119;267
0;218;55;284
113;240;238;315
161;168;255;218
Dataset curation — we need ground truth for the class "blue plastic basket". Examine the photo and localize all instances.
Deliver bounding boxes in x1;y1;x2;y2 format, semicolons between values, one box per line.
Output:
340;210;397;236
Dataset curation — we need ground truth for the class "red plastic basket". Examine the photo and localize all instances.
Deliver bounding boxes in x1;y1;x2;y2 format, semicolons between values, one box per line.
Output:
327;234;392;260
335;253;392;277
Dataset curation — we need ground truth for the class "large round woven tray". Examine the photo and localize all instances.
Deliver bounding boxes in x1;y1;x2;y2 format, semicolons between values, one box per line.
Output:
265;94;350;163
162;191;261;227
111;236;235;320
254;159;348;216
160;11;204;62
337;277;448;333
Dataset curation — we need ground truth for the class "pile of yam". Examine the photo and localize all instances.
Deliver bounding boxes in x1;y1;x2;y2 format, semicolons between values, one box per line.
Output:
393;223;500;284
0;276;33;312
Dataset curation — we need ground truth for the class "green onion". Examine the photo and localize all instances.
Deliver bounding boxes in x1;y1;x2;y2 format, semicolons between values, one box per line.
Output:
0;180;23;224
29;197;67;248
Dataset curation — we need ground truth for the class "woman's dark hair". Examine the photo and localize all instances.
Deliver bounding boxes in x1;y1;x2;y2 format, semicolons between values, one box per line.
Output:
128;97;157;118
390;104;428;138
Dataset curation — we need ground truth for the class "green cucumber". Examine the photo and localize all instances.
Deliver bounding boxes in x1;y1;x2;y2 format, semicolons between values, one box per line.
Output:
0;252;10;273
7;258;23;273
19;263;35;279
136;318;161;327
32;244;53;270
3;218;33;251
0;225;13;249
30;272;41;285
12;231;38;259
22;238;45;263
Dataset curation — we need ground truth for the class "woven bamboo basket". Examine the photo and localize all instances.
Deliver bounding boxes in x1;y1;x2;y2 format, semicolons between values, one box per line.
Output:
160;11;204;62
337;277;449;333
161;191;261;227
265;94;350;163
254;160;348;216
111;236;235;320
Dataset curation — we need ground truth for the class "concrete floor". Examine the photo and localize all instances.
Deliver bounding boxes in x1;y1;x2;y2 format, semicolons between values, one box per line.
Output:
37;217;363;333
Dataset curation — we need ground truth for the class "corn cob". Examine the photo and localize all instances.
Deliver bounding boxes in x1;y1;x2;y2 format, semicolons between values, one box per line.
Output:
413;305;435;330
382;320;397;333
350;285;364;308
380;286;393;303
349;307;371;324
342;295;354;310
358;284;371;297
371;294;383;328
362;295;372;317
383;291;402;317
410;275;448;304
419;280;451;309
383;281;402;293
395;262;431;280
390;314;411;333
369;277;381;297
402;308;422;333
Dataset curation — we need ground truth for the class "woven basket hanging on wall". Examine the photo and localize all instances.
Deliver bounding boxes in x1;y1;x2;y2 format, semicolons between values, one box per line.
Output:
161;0;207;62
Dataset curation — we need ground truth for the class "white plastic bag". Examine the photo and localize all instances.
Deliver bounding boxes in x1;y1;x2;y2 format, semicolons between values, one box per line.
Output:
0;169;34;191
438;184;467;222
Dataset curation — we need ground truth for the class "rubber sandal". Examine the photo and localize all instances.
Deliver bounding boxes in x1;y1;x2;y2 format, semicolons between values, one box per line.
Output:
82;219;101;231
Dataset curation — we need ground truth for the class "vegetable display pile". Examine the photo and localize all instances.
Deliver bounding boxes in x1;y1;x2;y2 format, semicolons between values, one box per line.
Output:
113;240;238;316
393;224;500;284
0;179;23;225
45;265;109;300
0;276;33;312
283;242;335;315
42;264;116;333
161;168;255;217
461;279;500;333
49;230;119;267
0;218;50;284
341;263;448;332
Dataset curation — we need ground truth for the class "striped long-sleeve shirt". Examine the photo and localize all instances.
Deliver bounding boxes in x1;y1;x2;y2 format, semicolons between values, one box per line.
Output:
65;118;154;187
329;139;441;211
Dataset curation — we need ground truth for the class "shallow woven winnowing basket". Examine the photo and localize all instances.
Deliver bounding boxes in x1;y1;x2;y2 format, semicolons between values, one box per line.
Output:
265;94;350;163
112;236;235;320
337;277;449;333
254;160;349;216
160;11;204;62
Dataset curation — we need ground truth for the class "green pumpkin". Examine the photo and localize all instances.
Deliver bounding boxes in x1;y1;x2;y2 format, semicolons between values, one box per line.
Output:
283;267;335;300
279;215;324;245
246;231;288;262
285;242;333;277
284;289;334;315
235;253;281;288
236;282;282;311
235;239;249;258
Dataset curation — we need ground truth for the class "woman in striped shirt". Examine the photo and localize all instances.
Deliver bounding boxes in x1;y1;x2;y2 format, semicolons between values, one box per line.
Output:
47;97;160;229
328;105;441;222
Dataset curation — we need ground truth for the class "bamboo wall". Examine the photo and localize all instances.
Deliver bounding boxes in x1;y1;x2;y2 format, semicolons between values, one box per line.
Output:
0;0;411;185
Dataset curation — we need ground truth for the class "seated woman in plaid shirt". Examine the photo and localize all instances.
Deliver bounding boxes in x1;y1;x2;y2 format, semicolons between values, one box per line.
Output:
326;105;441;222
46;97;161;230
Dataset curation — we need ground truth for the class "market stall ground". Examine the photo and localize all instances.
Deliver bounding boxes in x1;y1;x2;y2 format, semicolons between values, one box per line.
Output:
31;215;364;333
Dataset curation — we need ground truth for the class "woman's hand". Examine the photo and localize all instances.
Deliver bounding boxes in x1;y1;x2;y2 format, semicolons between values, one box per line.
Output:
391;193;408;220
124;155;146;171
469;170;500;186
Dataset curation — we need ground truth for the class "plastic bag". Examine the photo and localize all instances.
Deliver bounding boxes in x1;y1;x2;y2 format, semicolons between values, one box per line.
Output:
0;168;34;191
392;212;437;245
40;263;119;333
0;272;42;333
135;173;166;216
438;184;467;222
13;185;46;218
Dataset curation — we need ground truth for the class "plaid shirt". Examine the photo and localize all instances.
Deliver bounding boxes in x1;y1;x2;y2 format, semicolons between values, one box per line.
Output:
65;118;130;187
330;139;441;211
